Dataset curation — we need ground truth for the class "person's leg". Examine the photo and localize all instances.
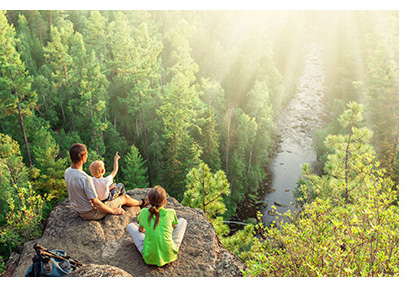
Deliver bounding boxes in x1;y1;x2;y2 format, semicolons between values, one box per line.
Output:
127;223;144;255
172;218;187;249
109;183;126;200
116;183;126;195
79;197;124;220
120;194;143;207
77;208;107;220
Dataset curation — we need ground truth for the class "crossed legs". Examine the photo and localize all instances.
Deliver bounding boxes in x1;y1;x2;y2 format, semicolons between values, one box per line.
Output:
127;218;187;255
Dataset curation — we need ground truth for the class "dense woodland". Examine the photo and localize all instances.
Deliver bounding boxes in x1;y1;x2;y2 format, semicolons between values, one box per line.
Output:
0;10;399;276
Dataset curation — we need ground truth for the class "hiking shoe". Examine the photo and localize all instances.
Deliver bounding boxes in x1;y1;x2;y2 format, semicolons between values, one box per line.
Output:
140;197;149;208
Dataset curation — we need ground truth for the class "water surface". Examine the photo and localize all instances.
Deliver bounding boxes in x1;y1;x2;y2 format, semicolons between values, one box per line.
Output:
260;35;328;226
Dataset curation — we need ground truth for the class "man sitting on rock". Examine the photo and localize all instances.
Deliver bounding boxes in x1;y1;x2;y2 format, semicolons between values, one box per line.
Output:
64;143;146;220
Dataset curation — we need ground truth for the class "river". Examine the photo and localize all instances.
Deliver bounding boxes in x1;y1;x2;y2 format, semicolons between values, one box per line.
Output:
259;34;329;226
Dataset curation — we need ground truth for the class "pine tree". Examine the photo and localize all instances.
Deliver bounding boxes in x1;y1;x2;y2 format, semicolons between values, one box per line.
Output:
182;162;230;218
82;10;108;67
222;108;257;217
15;14;40;75
73;34;109;156
30;124;68;202
300;102;376;205
43;17;77;133
122;145;149;188
244;80;275;196
129;22;163;187
199;105;221;171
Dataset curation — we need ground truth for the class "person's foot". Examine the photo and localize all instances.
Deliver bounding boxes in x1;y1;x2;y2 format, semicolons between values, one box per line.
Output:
140;197;149;208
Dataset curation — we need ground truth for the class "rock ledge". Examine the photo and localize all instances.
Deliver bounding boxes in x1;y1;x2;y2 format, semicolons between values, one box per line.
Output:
8;188;247;277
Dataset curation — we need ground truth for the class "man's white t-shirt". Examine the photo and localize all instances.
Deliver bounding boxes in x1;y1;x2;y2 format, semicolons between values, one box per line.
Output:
92;174;113;201
64;167;98;213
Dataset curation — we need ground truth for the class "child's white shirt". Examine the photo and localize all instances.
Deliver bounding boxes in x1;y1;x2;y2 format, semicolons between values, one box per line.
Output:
92;174;113;201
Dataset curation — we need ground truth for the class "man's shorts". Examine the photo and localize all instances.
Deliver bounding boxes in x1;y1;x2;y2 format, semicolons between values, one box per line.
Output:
78;197;123;220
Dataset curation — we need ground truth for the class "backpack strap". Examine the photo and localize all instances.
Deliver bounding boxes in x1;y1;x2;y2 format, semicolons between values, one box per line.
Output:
25;255;43;277
33;243;83;268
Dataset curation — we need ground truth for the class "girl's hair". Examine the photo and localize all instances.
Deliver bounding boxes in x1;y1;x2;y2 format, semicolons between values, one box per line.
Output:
89;160;104;177
148;186;167;230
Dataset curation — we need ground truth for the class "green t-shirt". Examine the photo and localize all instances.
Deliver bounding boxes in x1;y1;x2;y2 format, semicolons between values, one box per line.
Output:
137;207;179;266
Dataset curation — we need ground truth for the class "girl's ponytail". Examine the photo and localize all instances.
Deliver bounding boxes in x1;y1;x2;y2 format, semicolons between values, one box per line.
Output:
147;186;167;230
148;205;161;230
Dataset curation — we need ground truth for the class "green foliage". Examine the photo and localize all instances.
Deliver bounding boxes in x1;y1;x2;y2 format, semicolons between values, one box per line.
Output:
245;103;399;277
364;40;399;178
183;162;230;218
223;108;258;217
246;184;398;276
182;162;255;262
158;19;204;198
0;255;5;275
43;17;77;131
0;133;45;266
122;145;149;188
76;49;109;156
0;133;30;188
197;104;221;171
210;216;230;238
299;102;377;205
0;11;36;117
0;11;37;167
0;184;44;258
321;11;399;184
221;224;255;262
31;124;69;202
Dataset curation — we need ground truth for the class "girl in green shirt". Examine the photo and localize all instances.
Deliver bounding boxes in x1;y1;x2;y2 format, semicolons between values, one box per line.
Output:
127;186;187;266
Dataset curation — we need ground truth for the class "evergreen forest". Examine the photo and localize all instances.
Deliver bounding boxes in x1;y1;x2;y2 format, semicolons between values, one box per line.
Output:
0;10;399;276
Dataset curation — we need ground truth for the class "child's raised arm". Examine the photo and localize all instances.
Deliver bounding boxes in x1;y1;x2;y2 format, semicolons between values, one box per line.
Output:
110;152;121;179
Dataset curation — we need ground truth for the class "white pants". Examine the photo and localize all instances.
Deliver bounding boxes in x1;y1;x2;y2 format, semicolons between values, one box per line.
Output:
127;218;187;255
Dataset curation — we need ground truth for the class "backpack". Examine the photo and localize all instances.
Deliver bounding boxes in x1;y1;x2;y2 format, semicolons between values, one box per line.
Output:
25;243;82;277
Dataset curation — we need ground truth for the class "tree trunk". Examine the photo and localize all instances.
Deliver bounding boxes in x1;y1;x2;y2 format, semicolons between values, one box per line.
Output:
16;92;33;167
344;115;357;204
202;163;207;215
38;22;43;46
42;94;50;119
389;124;399;177
49;11;53;27
89;98;99;155
135;117;140;138
63;65;76;133
60;104;66;123
247;143;253;177
124;88;130;140
225;106;235;175
69;97;76;133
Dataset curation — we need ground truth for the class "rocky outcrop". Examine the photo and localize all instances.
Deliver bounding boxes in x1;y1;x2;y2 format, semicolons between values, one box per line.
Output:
8;188;247;277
